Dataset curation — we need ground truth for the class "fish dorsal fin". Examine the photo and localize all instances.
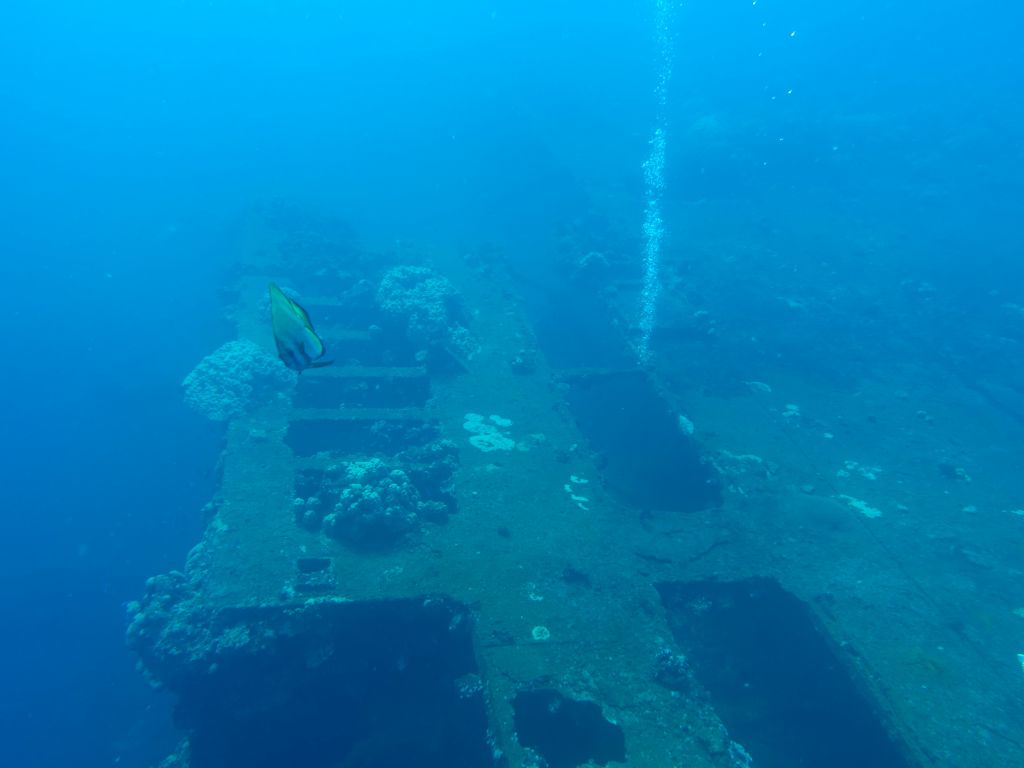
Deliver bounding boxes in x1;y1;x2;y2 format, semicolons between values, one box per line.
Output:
269;282;307;321
288;296;315;329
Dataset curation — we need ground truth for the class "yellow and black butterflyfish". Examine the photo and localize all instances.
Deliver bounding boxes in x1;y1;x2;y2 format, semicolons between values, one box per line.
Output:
268;282;333;373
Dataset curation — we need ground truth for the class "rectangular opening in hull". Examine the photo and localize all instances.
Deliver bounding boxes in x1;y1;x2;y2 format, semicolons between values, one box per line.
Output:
517;280;718;513
657;578;913;768
565;370;720;513
173;599;492;768
285;417;438;456
295;368;430;409
316;327;421;368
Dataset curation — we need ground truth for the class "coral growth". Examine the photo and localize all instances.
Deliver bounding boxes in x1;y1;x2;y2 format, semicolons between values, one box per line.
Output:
396;439;460;512
295;442;459;549
463;413;516;452
376;266;476;358
125;542;218;690
323;459;421;545
182;339;296;421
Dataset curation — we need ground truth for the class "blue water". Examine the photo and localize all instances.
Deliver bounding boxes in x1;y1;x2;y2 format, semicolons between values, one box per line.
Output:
1;2;1021;766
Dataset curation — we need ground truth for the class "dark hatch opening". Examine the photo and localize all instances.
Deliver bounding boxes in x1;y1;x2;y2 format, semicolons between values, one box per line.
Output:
564;370;720;512
522;280;719;513
175;598;494;768
512;688;625;768
658;578;912;768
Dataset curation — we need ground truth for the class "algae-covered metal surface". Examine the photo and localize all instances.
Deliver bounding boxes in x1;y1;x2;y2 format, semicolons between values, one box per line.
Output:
131;215;731;766
130;209;1021;768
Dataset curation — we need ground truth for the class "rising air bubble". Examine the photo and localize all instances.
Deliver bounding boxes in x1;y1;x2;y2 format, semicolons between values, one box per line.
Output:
637;0;674;364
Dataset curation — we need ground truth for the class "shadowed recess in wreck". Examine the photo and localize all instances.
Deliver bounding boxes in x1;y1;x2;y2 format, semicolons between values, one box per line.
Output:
658;578;912;768
139;598;493;768
513;688;626;768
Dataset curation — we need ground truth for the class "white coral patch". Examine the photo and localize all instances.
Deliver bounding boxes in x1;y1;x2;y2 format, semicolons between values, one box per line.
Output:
841;460;882;480
464;412;515;451
837;494;882;518
563;477;590;510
